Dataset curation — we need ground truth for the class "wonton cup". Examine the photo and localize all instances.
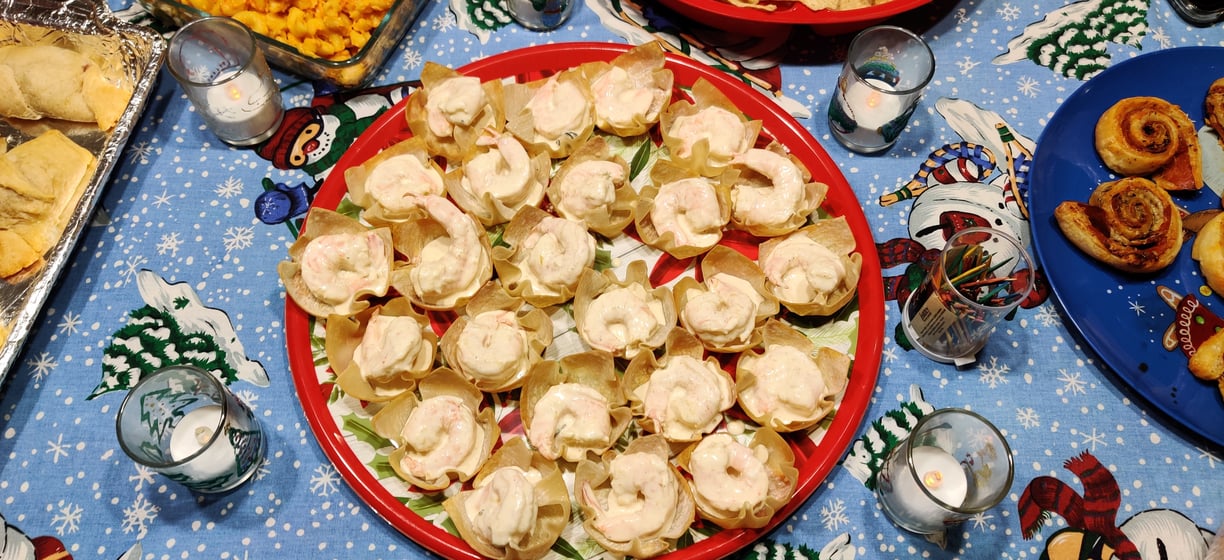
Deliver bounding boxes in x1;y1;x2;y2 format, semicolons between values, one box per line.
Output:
633;160;734;260
443;437;570;560
758;216;863;316
279;207;392;318
545;136;635;238
328;296;437;403
580;41;674;137
624;328;736;442
389;197;494;311
504;66;595;158
343;136;445;225
370;367;499;491
736;319;851;433
660;78;762;177
675;428;798;529
444;131;551;227
439;281;553;393
492;205;597;308
405;61;505;164
520;350;633;462
673;245;779;353
574;434;696;558
573;260;677;360
728;142;829;238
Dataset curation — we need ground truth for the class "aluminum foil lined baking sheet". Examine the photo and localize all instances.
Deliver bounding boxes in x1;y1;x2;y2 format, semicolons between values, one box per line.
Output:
0;0;166;384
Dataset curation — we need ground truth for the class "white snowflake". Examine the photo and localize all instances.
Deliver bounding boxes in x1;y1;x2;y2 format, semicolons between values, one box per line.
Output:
234;389;259;411
1081;428;1107;451
222;226;255;253
1149;27;1172;49
51;501;83;535
881;345;898;363
402;48;423;69
978;356;1010;388
121;494;159;539
954;7;970;23
996;2;1021;20
310;464;342;496
1017;76;1040;98
157;232;183;257
1128;299;1146;316
215;177;243;198
1057;369;1087;395
151;189;173;208
955;56;981;75
57;312;82;335
820;498;850;530
255;457;272;481
129;465;156;491
1032;304;1062;328
1016;407;1039;429
27;352;57;382
46;434;70;464
127;141;157;165
433;12;457;31
970;511;994;530
119;255;149;284
1198;446;1219;468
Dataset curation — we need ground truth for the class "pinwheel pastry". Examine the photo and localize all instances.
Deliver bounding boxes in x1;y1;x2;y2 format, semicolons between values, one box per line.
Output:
504;66;594;158
1207;78;1224;149
1193;211;1224;295
728;144;828;237
1054;177;1183;274
574;260;676;359
439;281;553;393
492;205;597;308
581;41;674;137
675;428;798;529
520;350;633;462
736;319;851;432
758;216;862;316
624;328;736;442
389;195;493;310
328;297;437;403
575;435;696;558
673;246;778;353
443;437;571;560
445;130;550;227
1094;96;1202;191
371;368;499;491
661;78;761;177
405;61;505;164
545;136;635;238
343;137;445;223
279;207;393;318
633;159;733;259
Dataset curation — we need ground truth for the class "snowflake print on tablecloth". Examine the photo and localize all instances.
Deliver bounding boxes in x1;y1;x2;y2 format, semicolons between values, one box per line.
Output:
820;498;849;530
310;464;341;496
127;141;156;165
433;11;457;31
1033;304;1061;327
1017;407;1040;428
215;177;243;199
129;465;156;491
151;190;173;208
45;434;70;464
122;493;158;539
118;255;149;285
157;232;183;257
223;226;255;253
1198;447;1219;468
57;312;81;336
955;56;981;75
1017;76;1040;98
49;500;82;535
1076;427;1108;451
979;356;1011;388
1057;369;1088;396
997;2;1022;21
401;48;423;70
970;511;995;531
27;352;56;385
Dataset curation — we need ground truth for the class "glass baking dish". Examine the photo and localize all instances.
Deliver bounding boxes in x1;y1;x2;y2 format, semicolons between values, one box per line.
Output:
138;0;424;88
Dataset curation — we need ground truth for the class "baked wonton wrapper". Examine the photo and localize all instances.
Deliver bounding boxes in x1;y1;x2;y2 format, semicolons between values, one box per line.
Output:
445;131;550;226
343;136;446;224
520;350;633;462
574;260;677;359
736;319;851;432
676;428;798;529
327;297;437;403
370;367;499;491
405;61;505;164
279;207;393;318
633;160;734;259
492;205;597;308
440;281;553;393
443;437;570;560
758;216;862;316
575;434;696;558
729;144;829;237
545;136;635;238
504;66;595;158
660;78;762;177
389;195;493;311
580;41;674;137
673;245;779;353
625;328;736;442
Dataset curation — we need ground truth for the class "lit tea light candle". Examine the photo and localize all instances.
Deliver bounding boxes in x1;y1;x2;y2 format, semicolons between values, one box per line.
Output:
836;78;905;147
913;446;968;506
168;405;237;482
202;71;282;141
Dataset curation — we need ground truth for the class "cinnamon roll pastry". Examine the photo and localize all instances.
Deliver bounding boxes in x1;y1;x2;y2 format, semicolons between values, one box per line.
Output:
1094;96;1202;191
1206;78;1224;150
1054;177;1183;274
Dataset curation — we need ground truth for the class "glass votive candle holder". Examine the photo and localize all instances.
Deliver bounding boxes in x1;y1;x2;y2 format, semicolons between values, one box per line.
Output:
167;17;284;146
875;408;1013;534
116;365;266;494
900;226;1035;366
506;0;575;30
828;25;934;154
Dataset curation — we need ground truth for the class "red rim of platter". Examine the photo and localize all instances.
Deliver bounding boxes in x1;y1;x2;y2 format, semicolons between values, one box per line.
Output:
285;42;885;560
656;0;935;35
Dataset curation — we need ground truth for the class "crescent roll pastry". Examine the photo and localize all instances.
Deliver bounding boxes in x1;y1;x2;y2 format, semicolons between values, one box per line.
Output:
1193;212;1224;295
0;45;132;130
1094;96;1202;191
1054;177;1183;274
1206;78;1224;150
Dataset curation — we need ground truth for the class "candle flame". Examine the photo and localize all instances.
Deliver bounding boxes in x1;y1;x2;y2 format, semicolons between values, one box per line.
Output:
922;470;943;489
194;426;215;446
866;90;882;109
226;84;243;101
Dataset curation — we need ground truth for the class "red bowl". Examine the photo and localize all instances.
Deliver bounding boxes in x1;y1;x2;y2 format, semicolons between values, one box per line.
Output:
658;0;935;36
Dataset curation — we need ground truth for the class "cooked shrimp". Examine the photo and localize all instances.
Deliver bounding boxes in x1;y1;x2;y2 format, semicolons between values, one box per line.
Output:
580;285;664;355
462;467;538;547
411;196;485;301
455;310;529;383
463;132;533;206
650;177;723;248
554;160;624;221
581;451;680;543
525;75;588;140
642;355;734;440
681;273;762;348
731;149;805;228
687;433;770;512
668;105;750;164
300;230;390;309
761;234;846;302
741;344;825;419
425;75;486;138
399;395;483;481
591;66;657;131
364;154;445;214
528;383;613;461
352;313;426;381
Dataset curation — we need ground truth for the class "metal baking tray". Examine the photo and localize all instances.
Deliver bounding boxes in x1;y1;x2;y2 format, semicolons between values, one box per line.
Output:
0;0;166;384
139;0;424;89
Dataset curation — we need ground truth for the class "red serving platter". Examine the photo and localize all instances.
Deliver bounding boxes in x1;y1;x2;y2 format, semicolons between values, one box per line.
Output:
285;42;884;560
658;0;935;36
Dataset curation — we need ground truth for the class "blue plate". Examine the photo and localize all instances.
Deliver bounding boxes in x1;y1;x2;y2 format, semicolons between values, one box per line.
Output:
1029;47;1224;448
